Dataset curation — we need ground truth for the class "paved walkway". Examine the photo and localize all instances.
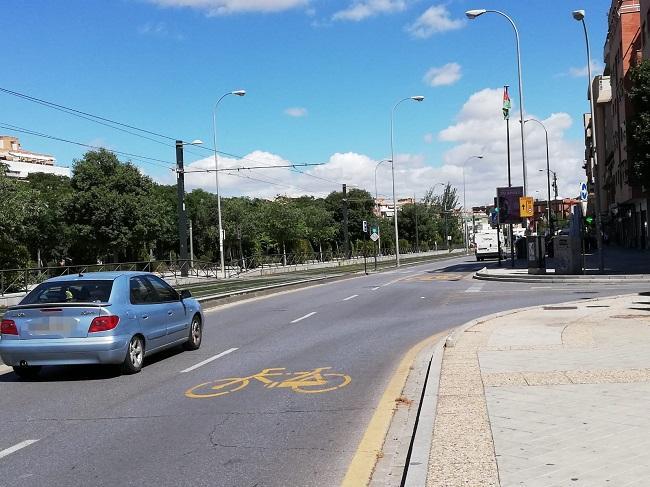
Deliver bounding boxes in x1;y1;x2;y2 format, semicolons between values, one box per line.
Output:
426;293;650;486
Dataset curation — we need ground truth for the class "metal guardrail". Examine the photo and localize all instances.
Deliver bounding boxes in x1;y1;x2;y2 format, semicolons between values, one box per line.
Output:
0;247;464;296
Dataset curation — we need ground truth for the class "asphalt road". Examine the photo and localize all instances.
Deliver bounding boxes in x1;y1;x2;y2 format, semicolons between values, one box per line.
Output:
0;256;642;487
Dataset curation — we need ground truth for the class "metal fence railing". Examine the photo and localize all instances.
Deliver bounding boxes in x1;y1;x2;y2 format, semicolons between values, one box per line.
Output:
0;246;464;296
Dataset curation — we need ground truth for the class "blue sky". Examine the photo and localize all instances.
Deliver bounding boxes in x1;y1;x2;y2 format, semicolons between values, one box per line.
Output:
2;0;611;205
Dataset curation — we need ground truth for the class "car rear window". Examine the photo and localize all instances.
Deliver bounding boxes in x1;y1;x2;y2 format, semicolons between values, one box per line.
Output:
21;280;114;305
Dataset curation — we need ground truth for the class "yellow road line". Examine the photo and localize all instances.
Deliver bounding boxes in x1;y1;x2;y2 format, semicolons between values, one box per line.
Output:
340;331;445;487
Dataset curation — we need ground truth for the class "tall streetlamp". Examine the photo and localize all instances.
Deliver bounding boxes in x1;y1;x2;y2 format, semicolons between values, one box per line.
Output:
572;9;604;272
466;9;528;198
524;118;552;234
213;89;246;277
390;95;424;266
462;155;483;250
175;139;203;277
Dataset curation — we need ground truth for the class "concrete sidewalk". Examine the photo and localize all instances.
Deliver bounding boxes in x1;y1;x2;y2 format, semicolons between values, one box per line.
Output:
425;293;650;486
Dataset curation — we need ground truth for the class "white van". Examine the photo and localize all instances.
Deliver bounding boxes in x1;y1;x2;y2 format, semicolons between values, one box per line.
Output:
474;232;504;261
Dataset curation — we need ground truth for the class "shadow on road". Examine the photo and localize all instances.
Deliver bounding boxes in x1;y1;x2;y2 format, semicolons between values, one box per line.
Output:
0;345;185;383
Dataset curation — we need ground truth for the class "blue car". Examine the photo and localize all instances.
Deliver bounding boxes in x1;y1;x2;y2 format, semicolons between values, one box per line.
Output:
0;271;203;379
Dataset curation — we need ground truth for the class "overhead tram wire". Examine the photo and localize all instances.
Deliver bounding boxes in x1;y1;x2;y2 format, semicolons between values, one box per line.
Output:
0;122;176;170
0;86;349;190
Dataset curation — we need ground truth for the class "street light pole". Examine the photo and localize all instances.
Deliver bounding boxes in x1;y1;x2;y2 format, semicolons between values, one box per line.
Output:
212;89;246;278
525;119;552;234
466;9;528;197
390;95;424;267
573;9;604;272
462;155;483;251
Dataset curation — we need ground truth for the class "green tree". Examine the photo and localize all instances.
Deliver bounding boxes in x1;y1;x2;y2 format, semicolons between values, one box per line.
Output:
22;173;73;266
66;149;161;263
628;59;650;187
263;197;307;257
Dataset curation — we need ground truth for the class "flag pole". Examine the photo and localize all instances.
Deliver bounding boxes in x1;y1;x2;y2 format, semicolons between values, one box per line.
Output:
504;85;515;268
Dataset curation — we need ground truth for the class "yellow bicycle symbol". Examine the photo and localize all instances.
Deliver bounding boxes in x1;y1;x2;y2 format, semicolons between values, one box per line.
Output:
185;367;351;399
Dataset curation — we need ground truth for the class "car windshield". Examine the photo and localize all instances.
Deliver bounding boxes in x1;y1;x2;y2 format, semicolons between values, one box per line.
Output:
20;280;114;305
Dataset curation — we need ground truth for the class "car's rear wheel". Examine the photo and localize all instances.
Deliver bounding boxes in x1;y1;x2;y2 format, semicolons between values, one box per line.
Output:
121;335;144;374
13;365;42;380
183;315;202;351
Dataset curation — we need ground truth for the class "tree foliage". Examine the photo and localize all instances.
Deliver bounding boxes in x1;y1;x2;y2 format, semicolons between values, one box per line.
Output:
627;59;650;188
1;150;464;269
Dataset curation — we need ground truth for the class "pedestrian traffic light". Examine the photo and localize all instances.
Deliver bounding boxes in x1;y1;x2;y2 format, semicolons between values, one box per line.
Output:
362;220;368;233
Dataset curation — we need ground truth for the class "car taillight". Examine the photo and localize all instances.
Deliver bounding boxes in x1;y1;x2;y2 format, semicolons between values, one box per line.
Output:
88;316;120;333
1;319;18;335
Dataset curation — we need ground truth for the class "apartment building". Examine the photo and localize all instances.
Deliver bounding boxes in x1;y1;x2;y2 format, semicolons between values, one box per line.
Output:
0;135;69;178
588;0;648;248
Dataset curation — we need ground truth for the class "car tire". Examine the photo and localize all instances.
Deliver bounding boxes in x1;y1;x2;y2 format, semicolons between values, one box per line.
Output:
183;315;202;351
13;365;42;380
121;335;144;374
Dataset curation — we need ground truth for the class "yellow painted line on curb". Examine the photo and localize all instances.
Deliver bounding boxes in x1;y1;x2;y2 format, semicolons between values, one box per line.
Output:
340;330;446;487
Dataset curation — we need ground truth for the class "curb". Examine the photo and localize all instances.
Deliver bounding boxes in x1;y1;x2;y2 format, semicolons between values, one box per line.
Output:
402;291;640;487
474;268;650;284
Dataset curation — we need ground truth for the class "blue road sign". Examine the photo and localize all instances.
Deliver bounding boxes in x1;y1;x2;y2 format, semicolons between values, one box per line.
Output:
580;182;588;200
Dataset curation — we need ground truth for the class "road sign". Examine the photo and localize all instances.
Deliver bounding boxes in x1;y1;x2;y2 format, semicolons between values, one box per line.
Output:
362;220;368;233
519;196;534;217
371;225;379;234
580;182;588;200
370;233;379;242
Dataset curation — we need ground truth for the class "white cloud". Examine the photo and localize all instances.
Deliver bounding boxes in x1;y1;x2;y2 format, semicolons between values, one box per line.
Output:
147;0;309;15
406;5;464;38
138;21;184;40
169;88;584;207
332;0;406;22
567;60;605;78
437;88;586;206
284;107;308;117
423;62;461;87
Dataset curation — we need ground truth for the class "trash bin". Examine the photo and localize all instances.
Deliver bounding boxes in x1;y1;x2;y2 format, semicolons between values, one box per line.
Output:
527;236;546;275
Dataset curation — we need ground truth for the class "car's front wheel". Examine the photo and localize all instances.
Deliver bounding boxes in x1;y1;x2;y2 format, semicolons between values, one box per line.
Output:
13;365;42;380
183;315;202;351
121;335;144;374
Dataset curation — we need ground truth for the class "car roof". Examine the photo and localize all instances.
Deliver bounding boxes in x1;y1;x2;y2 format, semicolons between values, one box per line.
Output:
45;271;150;282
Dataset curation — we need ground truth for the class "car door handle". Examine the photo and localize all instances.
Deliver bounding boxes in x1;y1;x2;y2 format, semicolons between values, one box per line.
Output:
141;314;149;320
167;310;173;316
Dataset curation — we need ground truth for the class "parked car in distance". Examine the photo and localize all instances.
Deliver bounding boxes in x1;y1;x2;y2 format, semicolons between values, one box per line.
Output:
0;272;203;379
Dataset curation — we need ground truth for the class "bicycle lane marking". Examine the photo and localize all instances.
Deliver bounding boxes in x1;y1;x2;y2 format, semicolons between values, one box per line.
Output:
290;311;317;324
179;347;238;374
184;367;352;399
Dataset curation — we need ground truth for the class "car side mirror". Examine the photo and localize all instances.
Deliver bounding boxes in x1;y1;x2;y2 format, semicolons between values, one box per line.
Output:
180;289;192;300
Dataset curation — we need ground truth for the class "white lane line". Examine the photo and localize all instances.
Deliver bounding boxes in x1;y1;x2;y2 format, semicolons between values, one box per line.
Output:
0;365;12;376
420;296;426;299
371;287;380;291
465;284;484;293
343;294;359;301
0;440;39;460
291;311;317;324
180;348;238;373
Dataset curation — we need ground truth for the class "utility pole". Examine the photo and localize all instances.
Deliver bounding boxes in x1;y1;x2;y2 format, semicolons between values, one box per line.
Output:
175;140;189;277
342;184;350;259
